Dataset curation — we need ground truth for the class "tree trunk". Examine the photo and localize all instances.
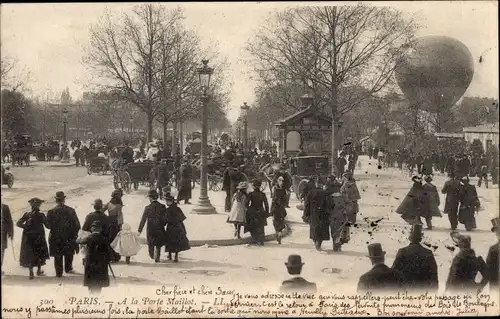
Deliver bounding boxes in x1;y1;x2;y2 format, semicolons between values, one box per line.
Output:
147;113;154;143
172;121;177;156
163;115;168;150
331;87;339;176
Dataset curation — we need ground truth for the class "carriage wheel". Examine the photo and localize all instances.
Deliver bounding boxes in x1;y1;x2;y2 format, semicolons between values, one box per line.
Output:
296;179;309;201
7;174;14;188
87;165;93;175
113;173;120;189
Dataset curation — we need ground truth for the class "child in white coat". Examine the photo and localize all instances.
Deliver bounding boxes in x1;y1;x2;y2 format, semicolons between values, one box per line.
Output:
111;223;142;264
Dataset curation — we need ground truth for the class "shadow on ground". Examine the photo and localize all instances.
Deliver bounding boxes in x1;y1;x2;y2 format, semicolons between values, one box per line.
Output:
1;274;161;286
130;258;241;270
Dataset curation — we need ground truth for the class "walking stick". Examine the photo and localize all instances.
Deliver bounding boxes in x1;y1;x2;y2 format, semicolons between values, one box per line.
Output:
108;262;117;282
10;238;16;262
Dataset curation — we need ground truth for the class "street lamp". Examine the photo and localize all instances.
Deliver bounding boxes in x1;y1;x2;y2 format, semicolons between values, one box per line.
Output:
191;59;217;215
60;107;70;163
129;117;134;140
241;102;250;152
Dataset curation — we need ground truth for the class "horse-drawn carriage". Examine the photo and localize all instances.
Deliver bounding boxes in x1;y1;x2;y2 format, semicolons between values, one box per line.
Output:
35;140;60;161
289;156;330;200
86;156;111;175
11;135;34;166
113;161;156;193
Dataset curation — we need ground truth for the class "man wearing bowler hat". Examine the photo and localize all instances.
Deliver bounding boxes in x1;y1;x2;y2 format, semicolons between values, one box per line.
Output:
138;189;167;262
47;191;81;277
357;243;405;293
485;218;500;291
391;224;438;292
279;254;317;293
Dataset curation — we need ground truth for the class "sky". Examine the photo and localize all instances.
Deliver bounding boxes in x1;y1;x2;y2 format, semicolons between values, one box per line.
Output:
1;1;498;122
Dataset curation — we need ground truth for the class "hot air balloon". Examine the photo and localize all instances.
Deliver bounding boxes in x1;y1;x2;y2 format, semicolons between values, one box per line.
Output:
395;36;474;116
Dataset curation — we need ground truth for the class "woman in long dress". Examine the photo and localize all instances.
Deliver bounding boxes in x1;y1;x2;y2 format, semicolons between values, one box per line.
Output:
271;176;287;244
164;195;190;262
340;172;361;224
16;197;50;279
227;181;249;239
245;180;269;245
103;189;123;262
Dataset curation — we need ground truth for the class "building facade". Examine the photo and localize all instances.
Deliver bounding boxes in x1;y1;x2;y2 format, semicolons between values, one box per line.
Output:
462;122;499;153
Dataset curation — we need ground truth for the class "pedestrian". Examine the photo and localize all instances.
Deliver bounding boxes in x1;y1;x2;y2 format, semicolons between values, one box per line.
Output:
245;179;270;245
164;195;190;262
271;176;288;244
422;175;441;230
138;189;167;263
273;164;292;208
17;198;50;280
477;155;489;188
303;177;329;251
82;199;111;241
46;191;81;277
279;255;317;293
103;189;124;262
391;224;438;292
442;174;462;230
445;231;487;293
325;184;349;252
1;202;14;274
396;176;428;226
486;218;500;292
76;220;111;294
111;223;142;265
157;159;170;200
457;176;480;231
177;160;192;205
223;164;245;212
357;243;405;294
227;181;248;239
340;172;361;224
335;154;347;177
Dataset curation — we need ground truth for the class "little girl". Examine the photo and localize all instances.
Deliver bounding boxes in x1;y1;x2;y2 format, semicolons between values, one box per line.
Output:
111;223;142;264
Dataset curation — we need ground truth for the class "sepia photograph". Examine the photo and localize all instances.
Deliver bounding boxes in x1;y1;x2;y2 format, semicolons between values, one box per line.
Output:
1;1;499;317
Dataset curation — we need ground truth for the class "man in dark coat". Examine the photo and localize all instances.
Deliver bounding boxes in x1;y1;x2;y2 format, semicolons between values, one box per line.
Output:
303;177;329;251
82;199;111;241
442;174;462;230
156;159;171;200
457;177;480;231
177;160;193;204
138;189;167;263
486;218;500;292
421;155;433;176
280;255;317;293
357;243;405;294
391;224;438;292
223;164;245;212
46;191;81;277
1;202;14;273
422;175;440;230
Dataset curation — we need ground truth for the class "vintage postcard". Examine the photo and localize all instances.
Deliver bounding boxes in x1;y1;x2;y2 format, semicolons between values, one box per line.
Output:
1;1;499;318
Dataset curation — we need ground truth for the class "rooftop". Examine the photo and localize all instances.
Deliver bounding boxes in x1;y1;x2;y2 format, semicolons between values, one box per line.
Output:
463;122;499;133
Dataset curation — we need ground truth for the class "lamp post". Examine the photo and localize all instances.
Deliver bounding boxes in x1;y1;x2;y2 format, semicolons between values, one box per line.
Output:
129;117;134;140
241;102;250;152
60;107;69;163
191;59;217;215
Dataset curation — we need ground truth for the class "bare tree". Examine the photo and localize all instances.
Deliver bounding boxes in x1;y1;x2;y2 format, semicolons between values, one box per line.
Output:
247;5;418;172
1;54;32;92
83;4;184;142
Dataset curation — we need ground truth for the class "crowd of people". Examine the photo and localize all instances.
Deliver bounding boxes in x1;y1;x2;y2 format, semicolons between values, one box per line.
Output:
0;187;190;294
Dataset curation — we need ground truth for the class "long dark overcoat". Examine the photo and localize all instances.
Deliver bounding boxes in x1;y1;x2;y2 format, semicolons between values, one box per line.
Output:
423;182;441;217
392;243;439;291
177;164;192;201
357;264;405;293
138;201;168;247
46;204;81;256
441;178;461;215
17;211;50;268
324;193;348;243
244;190;269;234
1;204;14;250
446;248;483;292
396;182;429;220
77;232;111;288
164;204;190;253
458;184;480;229
82;211;111;241
303;187;329;241
340;180;361;223
486;243;499;289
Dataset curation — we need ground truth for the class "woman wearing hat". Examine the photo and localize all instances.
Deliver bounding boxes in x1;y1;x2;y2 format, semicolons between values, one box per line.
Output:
177;161;193;205
457;176;480;231
245;179;270;245
103;189;124;262
16;197;50;279
77;220;111;294
227;181;249;239
486;218;500;290
395;176;428;225
164;195;190;262
423;175;441;230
